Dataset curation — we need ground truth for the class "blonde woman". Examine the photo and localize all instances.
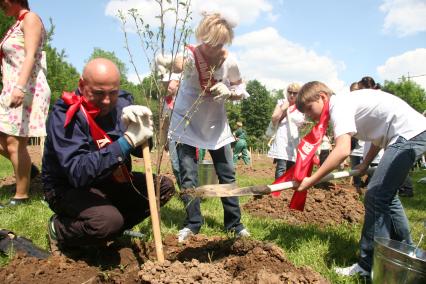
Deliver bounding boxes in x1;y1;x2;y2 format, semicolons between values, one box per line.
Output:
0;0;50;207
160;13;250;242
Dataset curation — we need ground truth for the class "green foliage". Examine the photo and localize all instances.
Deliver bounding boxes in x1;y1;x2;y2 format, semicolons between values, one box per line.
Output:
0;11;17;89
383;78;426;113
86;47;129;82
241;80;275;149
226;101;242;130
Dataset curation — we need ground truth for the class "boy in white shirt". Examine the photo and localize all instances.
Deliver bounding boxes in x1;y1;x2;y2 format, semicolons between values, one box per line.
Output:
294;81;426;277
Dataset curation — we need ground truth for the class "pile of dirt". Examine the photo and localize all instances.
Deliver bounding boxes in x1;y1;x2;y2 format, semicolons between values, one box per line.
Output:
139;235;329;284
0;236;329;284
243;183;365;226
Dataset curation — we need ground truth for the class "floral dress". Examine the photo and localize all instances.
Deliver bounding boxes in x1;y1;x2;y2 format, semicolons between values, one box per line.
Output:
0;16;51;137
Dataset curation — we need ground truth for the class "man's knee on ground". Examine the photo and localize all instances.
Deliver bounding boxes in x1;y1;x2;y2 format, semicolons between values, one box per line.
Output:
84;206;124;239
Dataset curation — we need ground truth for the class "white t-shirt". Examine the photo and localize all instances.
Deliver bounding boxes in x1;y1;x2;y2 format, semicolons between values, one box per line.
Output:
169;47;247;149
330;89;426;148
268;102;305;161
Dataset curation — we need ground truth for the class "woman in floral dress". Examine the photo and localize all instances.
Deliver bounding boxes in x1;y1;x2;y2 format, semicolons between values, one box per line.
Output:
0;0;50;207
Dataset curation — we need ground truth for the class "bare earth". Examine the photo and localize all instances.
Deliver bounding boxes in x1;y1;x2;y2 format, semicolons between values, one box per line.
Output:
0;147;365;283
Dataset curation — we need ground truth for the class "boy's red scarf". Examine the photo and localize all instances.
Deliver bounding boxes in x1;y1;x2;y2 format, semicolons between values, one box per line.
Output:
187;45;217;96
272;100;330;211
62;91;132;183
0;11;29;64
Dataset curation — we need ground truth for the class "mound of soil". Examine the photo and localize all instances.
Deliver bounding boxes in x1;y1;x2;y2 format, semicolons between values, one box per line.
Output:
243;183;365;226
0;236;329;284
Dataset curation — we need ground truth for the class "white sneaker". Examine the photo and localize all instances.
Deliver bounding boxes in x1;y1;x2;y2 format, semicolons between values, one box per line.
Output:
236;228;251;238
177;228;193;243
334;263;370;277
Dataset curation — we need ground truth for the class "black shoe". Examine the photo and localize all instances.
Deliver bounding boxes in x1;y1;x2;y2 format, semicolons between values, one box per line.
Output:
0;198;30;209
47;214;61;256
30;164;40;179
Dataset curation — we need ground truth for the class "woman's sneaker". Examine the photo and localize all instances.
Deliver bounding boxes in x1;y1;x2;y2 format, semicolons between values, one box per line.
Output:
177;228;194;243
334;263;370;277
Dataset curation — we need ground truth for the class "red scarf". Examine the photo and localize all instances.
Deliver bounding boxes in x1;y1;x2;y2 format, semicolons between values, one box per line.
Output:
272;99;330;211
187;45;217;96
0;11;29;64
62;91;132;183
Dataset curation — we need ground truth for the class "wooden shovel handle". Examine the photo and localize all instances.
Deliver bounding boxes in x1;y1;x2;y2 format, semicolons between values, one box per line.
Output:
142;141;165;263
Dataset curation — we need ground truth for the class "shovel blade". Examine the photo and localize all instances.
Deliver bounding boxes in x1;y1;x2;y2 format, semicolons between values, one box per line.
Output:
183;184;271;198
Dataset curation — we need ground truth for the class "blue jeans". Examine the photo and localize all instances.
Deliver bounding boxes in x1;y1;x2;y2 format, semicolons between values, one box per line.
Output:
358;132;426;271
274;159;295;180
177;143;244;234
168;140;181;189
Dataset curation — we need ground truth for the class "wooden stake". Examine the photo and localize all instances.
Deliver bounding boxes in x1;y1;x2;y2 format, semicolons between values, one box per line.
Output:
142;142;165;263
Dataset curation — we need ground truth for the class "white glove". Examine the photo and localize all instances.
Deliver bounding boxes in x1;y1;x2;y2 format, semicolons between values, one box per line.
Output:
124;114;154;148
121;105;152;126
210;82;232;102
155;53;173;76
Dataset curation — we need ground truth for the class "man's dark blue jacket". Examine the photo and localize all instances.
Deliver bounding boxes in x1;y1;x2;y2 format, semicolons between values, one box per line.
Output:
42;90;141;198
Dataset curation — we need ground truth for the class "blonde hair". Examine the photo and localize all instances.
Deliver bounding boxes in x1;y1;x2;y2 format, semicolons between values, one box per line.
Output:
195;13;234;46
296;81;334;112
287;82;301;92
350;82;360;91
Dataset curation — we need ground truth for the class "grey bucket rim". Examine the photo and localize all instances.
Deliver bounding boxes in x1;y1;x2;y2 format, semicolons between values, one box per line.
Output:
374;237;426;264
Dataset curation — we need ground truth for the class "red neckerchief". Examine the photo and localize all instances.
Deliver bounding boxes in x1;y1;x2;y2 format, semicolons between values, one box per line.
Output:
272;99;330;211
165;94;174;110
187;45;217;96
62;91;132;183
0;11;29;63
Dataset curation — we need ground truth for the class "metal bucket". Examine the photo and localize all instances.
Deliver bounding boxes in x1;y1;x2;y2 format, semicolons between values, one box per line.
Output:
372;237;426;283
198;160;218;186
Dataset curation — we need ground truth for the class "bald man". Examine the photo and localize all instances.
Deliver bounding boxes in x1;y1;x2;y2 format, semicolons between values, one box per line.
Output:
42;58;174;256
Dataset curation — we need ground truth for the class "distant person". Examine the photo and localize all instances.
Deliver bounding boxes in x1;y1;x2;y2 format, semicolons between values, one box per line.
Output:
295;81;426;277
348;82;365;192
161;12;251;242
159;71;182;188
233;122;250;165
318;135;332;166
42;58;174;255
0;0;51;208
267;83;305;179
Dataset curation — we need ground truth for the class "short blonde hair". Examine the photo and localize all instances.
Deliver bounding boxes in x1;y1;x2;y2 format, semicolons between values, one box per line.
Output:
195;13;234;46
287;82;301;93
296;81;334;112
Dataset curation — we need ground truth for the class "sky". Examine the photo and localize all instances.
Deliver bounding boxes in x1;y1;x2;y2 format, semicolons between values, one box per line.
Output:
34;0;426;93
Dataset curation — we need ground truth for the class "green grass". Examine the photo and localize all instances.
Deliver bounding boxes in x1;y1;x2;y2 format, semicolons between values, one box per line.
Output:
1;153;425;284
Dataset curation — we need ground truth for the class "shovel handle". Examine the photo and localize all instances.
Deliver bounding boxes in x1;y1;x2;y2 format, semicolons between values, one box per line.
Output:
142;141;165;263
269;168;375;193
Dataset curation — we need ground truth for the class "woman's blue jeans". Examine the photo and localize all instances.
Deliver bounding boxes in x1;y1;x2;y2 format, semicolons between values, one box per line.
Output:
177;143;244;234
358;131;426;271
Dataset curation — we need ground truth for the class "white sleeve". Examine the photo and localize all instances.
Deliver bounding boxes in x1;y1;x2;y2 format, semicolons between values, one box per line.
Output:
226;56;242;83
330;96;357;138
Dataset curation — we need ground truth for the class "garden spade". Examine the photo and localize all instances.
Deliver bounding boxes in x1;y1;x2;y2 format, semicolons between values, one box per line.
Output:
185;168;376;198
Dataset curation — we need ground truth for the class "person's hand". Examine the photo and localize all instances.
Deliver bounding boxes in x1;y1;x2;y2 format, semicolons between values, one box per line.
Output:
210;82;232;102
124;114;153;148
9;86;25;108
155;54;173;76
354;162;369;176
121;105;152;126
294;176;314;192
280;100;290;111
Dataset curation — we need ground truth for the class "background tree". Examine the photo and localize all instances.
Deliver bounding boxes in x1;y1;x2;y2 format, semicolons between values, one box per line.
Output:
87;48;129;82
241;80;275;150
383;78;426;113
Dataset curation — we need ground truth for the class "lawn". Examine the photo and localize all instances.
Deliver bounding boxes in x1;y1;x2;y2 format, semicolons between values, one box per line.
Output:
0;153;425;284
